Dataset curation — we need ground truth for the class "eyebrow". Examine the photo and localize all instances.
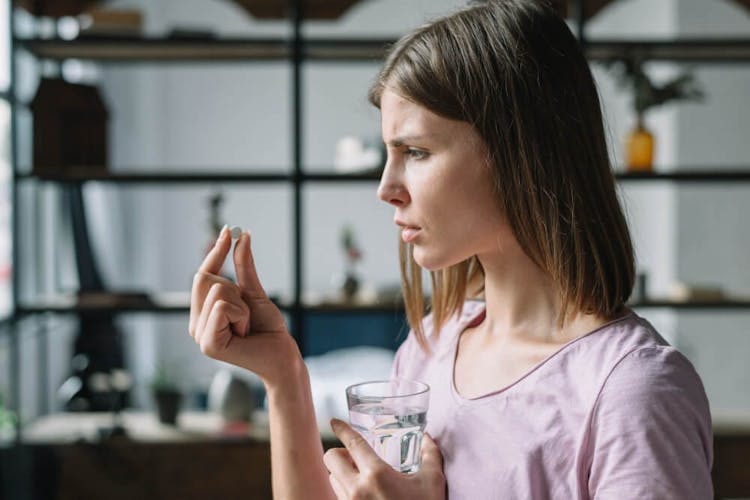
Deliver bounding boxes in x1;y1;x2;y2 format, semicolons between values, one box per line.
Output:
386;135;428;147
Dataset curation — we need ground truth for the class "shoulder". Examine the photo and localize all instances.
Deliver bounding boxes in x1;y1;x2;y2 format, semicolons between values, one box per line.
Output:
597;344;710;419
583;313;710;429
585;313;706;407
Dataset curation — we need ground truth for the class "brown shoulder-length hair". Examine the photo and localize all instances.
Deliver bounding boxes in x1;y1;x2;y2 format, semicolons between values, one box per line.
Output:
369;0;634;351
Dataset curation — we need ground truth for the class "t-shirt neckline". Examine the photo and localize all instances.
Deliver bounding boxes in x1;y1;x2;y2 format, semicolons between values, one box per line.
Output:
449;303;635;406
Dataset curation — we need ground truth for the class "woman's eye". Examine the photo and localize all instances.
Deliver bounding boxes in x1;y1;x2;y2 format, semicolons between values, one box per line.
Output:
405;148;428;160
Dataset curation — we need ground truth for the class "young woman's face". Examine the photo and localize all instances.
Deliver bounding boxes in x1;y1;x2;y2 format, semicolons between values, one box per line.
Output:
377;88;511;271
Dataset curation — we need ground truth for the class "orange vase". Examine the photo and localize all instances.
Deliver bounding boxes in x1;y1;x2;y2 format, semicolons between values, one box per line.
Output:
625;117;654;172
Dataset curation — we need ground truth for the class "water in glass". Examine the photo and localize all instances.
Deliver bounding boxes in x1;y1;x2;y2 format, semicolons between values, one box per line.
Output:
349;402;427;473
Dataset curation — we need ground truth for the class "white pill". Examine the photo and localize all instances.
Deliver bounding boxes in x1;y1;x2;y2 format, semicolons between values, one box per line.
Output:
230;225;243;240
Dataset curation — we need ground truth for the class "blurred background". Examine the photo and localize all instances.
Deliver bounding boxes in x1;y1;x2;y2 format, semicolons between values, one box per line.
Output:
0;0;749;498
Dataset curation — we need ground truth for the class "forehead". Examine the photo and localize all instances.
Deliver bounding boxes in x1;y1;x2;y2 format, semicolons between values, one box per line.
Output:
379;88;452;142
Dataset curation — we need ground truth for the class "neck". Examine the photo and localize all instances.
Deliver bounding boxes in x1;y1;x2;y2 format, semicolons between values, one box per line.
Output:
475;246;597;345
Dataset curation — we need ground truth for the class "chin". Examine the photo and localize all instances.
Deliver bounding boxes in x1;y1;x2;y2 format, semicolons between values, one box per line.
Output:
412;248;457;272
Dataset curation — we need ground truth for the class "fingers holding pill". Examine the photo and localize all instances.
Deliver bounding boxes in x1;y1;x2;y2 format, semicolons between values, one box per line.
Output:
233;231;267;299
191;226;243;338
199;225;232;275
190;225;295;383
189;271;238;339
196;282;246;342
199;299;251;358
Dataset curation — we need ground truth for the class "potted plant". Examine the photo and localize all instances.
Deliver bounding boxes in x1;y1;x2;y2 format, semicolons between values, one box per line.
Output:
151;366;183;426
607;56;704;171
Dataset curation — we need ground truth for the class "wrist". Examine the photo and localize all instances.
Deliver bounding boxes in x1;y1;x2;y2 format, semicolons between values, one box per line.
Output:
265;361;311;416
263;335;307;395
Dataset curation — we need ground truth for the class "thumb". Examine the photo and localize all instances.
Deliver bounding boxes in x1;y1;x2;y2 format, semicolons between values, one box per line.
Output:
233;231;268;299
419;433;444;472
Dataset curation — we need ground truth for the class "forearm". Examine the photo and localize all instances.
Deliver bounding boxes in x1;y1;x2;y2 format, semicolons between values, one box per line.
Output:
266;359;336;500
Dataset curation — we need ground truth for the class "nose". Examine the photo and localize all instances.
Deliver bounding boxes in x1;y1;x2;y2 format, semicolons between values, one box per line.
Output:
377;161;410;207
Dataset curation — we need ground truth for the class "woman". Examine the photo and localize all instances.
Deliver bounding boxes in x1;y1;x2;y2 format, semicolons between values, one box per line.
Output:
189;1;713;498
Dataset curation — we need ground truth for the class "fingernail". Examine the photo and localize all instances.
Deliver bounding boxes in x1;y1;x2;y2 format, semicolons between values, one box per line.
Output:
330;418;342;430
219;225;228;241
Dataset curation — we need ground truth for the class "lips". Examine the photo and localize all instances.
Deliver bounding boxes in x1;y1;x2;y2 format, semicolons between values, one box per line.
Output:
401;227;421;243
395;219;421;243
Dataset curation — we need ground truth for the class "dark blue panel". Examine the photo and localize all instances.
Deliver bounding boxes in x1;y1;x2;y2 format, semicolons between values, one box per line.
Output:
303;312;409;357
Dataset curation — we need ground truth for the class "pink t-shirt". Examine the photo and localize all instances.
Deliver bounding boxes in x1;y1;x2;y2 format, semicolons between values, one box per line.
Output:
391;300;713;499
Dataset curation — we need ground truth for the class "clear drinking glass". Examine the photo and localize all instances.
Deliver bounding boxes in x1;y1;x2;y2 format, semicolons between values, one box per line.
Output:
346;379;430;473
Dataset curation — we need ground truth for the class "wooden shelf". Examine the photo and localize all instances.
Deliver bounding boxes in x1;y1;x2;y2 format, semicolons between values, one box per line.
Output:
18;169;293;184
15;36;392;62
585;38;750;63
18;169;385;184
14;293;406;316
614;169;750;183
14;293;750;316
629;299;750;310
16;36;750;63
16;292;195;315
300;170;383;182
17;168;750;184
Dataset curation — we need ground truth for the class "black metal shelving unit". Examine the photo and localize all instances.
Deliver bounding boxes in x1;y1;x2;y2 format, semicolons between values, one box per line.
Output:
8;28;750;342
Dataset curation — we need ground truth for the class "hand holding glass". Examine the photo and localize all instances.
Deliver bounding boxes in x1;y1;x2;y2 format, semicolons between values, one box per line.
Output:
346;379;430;473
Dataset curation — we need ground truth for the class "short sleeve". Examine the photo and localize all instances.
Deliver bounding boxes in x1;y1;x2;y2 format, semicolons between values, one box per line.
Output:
587;347;713;499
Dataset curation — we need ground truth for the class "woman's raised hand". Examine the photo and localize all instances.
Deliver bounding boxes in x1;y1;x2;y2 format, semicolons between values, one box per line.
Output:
189;226;299;388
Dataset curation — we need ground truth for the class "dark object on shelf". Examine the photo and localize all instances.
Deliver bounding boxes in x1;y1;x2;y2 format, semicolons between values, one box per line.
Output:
14;0;101;17
31;78;109;175
151;364;183;425
228;0;363;20
56;185;130;412
154;389;182;425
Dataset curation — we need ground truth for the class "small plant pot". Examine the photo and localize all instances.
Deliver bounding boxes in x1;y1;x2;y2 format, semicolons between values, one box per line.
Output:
153;389;182;426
